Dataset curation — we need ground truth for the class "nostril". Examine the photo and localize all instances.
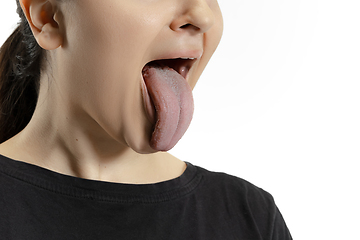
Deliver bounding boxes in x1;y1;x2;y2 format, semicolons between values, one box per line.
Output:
180;23;192;29
170;1;215;33
179;23;201;31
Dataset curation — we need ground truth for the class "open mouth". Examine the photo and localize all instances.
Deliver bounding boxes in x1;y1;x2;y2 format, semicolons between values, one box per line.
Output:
141;57;196;151
143;58;196;80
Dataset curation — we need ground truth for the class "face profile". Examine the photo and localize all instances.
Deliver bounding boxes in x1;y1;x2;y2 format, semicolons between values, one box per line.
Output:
0;0;224;182
0;1;293;239
34;0;223;154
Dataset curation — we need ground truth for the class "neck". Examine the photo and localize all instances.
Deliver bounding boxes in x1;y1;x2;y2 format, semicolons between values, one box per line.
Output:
0;78;186;183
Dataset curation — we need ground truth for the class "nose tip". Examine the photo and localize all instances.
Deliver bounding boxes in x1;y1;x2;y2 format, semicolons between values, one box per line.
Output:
170;0;215;34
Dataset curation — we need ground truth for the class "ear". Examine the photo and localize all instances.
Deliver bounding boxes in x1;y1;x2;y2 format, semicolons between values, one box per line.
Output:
19;0;63;50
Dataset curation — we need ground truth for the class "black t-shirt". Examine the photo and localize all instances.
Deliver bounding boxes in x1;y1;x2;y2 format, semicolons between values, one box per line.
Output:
0;154;292;240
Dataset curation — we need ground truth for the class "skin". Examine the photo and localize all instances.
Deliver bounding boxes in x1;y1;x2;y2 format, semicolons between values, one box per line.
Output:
0;0;223;183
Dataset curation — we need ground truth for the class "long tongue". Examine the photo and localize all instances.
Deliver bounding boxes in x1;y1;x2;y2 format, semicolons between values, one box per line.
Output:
142;64;194;151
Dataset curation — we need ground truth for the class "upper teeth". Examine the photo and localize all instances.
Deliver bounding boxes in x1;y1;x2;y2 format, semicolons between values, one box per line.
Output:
181;57;195;60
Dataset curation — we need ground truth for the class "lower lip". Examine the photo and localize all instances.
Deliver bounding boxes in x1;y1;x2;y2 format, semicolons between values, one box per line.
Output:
140;76;156;125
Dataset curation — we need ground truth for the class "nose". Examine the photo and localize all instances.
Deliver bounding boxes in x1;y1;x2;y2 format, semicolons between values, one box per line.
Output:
170;0;215;34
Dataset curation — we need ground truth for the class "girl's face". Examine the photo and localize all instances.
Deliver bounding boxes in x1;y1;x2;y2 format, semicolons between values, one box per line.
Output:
56;0;223;153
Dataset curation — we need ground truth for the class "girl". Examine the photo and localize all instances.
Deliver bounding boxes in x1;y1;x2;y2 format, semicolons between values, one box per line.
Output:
0;0;292;239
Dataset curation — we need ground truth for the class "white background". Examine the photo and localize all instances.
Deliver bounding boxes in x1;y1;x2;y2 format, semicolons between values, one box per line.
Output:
1;1;359;239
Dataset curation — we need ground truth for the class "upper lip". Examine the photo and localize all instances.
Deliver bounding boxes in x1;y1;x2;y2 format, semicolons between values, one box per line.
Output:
154;49;203;61
143;50;203;80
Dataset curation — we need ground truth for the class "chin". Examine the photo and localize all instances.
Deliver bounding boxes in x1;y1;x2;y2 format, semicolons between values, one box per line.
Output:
123;132;159;155
130;144;161;155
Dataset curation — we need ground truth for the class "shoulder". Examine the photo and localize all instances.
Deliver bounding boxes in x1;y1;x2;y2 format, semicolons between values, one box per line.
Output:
192;164;292;239
195;164;275;205
194;165;277;228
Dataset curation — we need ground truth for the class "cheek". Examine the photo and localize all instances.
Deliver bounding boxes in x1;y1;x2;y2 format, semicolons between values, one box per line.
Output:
64;2;149;103
66;0;159;63
61;2;162;152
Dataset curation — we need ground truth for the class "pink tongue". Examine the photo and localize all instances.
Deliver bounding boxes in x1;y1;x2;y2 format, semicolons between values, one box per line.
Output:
142;64;194;151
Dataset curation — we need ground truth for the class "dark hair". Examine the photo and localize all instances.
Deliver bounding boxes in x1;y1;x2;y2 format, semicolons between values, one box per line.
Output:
0;0;44;143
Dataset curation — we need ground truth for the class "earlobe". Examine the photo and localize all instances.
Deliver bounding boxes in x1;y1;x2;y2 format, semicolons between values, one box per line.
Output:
36;22;63;50
20;0;63;50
